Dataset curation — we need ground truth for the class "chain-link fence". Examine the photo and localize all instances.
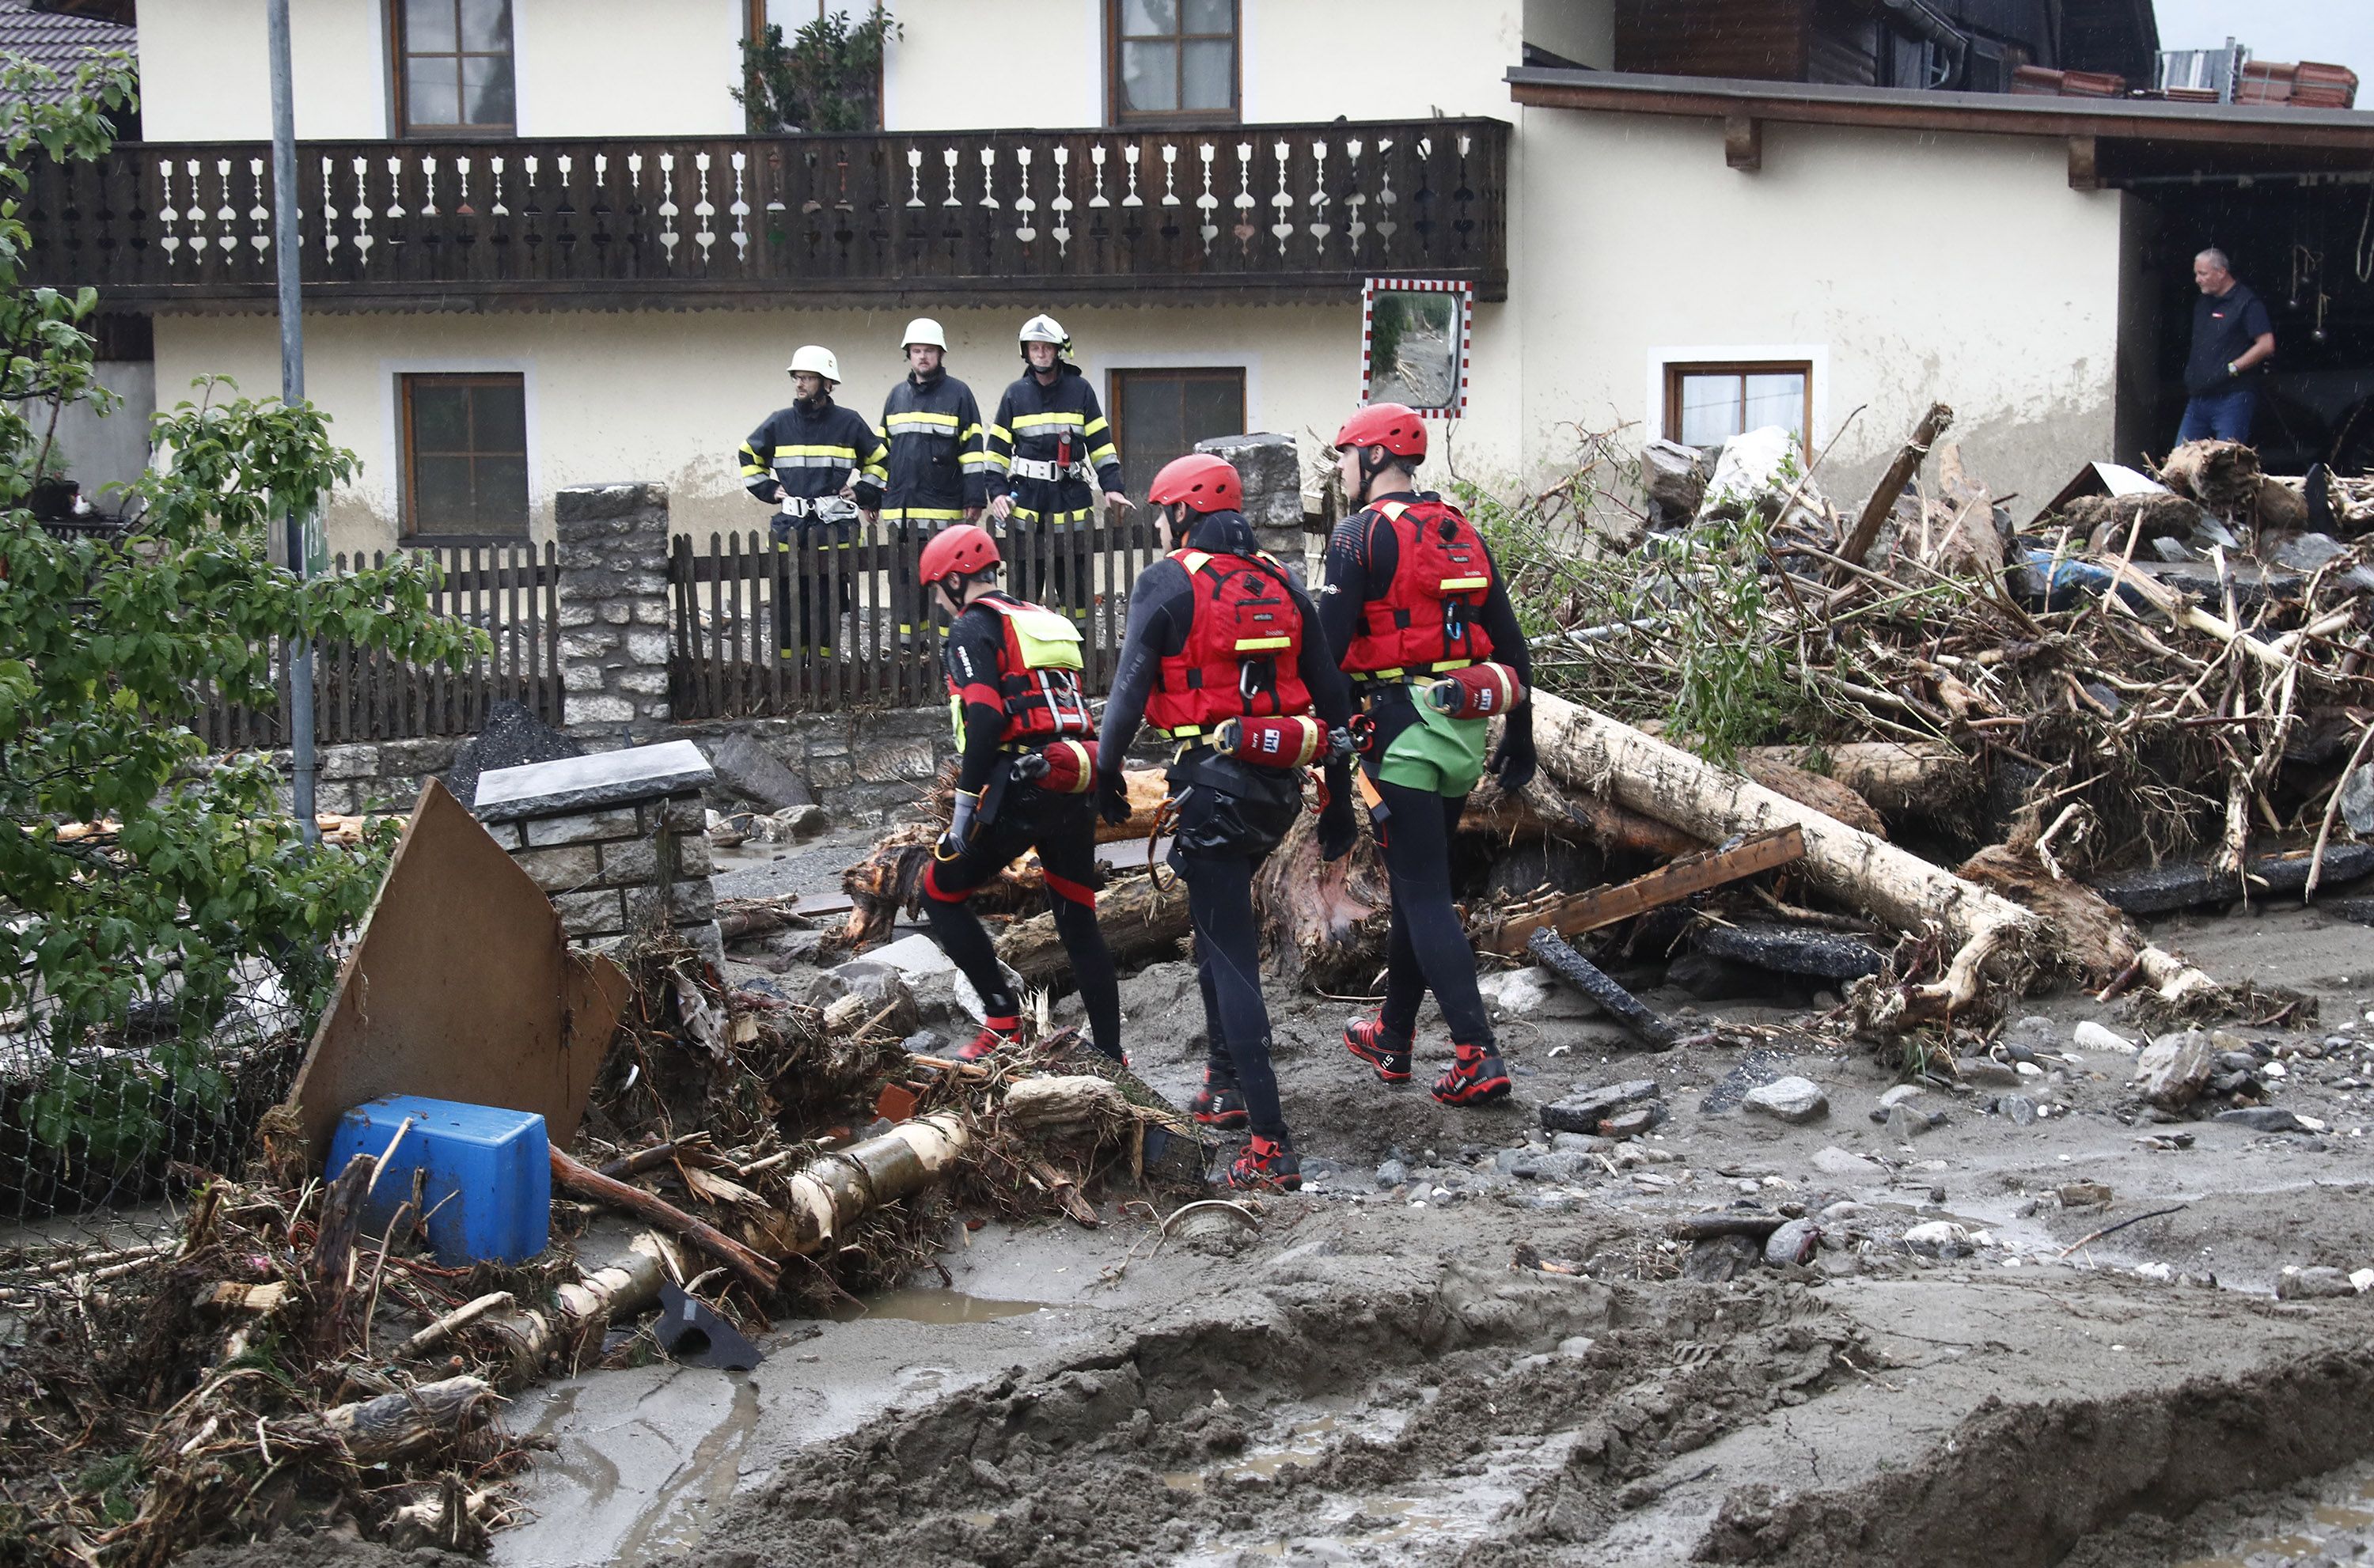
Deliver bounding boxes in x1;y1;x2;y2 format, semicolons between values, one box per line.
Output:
0;962;312;1225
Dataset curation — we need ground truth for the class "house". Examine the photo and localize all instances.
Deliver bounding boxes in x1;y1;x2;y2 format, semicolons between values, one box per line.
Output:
19;0;2374;563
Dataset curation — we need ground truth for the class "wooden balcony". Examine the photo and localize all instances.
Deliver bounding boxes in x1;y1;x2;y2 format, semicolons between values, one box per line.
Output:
22;119;1509;312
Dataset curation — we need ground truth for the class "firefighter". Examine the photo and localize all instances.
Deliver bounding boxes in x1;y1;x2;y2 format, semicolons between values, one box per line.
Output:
918;522;1124;1065
1318;402;1536;1108
879;318;992;648
1098;453;1356;1191
738;344;888;657
985;313;1132;619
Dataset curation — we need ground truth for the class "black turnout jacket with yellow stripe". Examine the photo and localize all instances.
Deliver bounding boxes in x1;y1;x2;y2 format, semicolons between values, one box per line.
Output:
738;395;887;510
987;364;1123;527
879;369;992;525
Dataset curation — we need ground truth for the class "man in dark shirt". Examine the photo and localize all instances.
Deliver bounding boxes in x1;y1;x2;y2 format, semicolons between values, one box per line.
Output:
2179;248;2276;446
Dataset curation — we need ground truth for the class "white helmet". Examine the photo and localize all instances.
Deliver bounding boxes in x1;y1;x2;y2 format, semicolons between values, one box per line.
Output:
787;344;840;382
1018;313;1069;355
901;317;947;350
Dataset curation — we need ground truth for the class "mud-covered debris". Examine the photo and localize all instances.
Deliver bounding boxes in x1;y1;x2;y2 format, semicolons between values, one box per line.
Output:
1541;1078;1661;1135
1957;1055;2023;1088
1902;1220;1976;1257
1600;1103;1669;1139
2133;1028;2217;1111
1683;1233;1763;1281
2074;1021;2141;1054
2059;1181;2114;1207
1670;1210;1788;1241
1885;1104;1946;1138
1526;927;1682;1049
2216;1106;2313;1133
1742;1076;1829;1124
1695;919;1887;981
1765;1218;1822;1266
2276;1267;2361;1301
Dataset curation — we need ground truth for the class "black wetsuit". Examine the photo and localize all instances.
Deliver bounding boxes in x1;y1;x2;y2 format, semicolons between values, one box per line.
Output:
1100;512;1353;1136
922;589;1122;1061
1318;490;1533;1051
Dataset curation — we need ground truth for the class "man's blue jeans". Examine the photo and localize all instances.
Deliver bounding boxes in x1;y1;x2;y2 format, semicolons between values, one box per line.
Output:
2178;384;2258;445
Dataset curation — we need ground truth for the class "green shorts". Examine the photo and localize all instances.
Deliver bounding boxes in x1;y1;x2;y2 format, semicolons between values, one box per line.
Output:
1374;698;1488;797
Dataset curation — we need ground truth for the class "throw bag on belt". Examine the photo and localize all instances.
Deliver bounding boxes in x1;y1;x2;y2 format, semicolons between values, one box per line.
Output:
1211;714;1329;768
1029;737;1097;794
1424;661;1526;720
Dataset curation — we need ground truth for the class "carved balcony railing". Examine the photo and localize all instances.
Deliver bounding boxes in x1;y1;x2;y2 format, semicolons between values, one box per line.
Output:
22;119;1508;311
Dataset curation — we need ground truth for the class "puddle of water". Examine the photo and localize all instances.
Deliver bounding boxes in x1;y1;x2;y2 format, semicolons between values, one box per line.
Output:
826;1287;1048;1324
609;1375;763;1565
2176;1471;2374;1567
1222;1415;1343;1481
1347;1495;1454;1544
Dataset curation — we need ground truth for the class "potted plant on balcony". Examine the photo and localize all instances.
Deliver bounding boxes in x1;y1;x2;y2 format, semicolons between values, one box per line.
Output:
738;9;903;134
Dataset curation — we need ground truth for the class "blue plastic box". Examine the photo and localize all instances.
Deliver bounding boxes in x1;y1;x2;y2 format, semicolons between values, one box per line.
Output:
327;1096;551;1266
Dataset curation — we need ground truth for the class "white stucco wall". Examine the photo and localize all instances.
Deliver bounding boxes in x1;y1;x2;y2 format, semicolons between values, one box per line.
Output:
136;0;741;141
153;301;1370;560
1500;108;2128;509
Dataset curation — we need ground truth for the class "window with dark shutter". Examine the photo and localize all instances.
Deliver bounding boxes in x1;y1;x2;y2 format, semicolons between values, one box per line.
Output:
402;373;530;540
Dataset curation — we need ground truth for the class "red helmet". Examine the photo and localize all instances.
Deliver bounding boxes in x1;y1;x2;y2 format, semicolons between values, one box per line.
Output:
1147;453;1242;513
919;523;1000;585
1333;402;1428;461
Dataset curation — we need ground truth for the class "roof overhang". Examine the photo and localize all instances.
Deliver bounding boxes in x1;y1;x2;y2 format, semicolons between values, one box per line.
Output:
1506;66;2374;187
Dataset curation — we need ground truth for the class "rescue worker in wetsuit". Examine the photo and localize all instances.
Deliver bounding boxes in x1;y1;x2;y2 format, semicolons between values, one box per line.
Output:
1320;402;1536;1108
739;344;888;657
879;318;992;648
985;314;1132;620
918;522;1125;1065
1096;453;1357;1191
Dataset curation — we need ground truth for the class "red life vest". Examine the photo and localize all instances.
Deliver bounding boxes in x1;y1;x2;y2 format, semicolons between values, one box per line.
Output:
1143;549;1314;737
945;594;1096;748
1341;496;1498;678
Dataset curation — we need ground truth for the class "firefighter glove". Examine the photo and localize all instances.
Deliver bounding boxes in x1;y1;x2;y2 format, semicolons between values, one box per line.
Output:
1490;702;1538;795
1318;757;1357;862
1095;769;1134;827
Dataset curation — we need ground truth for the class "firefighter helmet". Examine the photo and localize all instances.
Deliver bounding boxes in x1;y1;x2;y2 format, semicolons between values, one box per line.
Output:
1018;313;1071;358
919;523;1001;589
1148;453;1243;513
787;344;842;383
902;318;947;350
1333;402;1427;460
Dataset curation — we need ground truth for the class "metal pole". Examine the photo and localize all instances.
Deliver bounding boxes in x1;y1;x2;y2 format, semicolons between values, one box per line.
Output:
267;0;317;844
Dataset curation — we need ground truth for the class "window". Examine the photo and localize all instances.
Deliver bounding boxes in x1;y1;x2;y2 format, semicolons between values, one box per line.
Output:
743;2;889;131
1109;0;1238;124
1109;369;1246;502
394;0;515;136
402;374;529;540
1663;362;1812;448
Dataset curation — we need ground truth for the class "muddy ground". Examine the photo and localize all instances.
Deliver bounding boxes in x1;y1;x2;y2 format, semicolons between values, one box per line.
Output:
197;828;2374;1568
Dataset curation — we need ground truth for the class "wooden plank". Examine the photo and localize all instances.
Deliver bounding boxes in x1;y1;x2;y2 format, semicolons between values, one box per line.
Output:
1474;825;1807;956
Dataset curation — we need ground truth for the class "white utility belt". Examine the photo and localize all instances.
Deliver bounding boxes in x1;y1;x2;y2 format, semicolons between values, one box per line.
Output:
774;495;861;522
1007;456;1094;483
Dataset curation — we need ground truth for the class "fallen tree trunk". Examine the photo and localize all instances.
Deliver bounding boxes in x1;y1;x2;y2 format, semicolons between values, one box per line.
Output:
1253;807;1394;990
470;1238;667;1382
301;1375;498;1464
997;870;1189;983
1841;401;1953;569
1532;693;2044;1028
1741;742;1974;825
549;1146;782;1296
772;1112;971;1256
1737;754;1888;839
1956;844;2137;986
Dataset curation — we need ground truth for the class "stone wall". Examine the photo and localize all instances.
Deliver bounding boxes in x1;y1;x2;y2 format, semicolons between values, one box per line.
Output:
664;706;954;822
554;481;673;744
275;737;464;816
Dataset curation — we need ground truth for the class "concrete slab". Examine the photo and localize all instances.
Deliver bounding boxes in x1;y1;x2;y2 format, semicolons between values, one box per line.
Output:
476;740;716;823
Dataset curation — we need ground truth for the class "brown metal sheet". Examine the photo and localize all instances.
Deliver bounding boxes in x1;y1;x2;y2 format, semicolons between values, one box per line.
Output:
286;777;628;1164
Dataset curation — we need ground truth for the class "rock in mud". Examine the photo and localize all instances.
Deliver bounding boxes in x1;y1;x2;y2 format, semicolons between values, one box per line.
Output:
2058;1181;2114;1207
804;960;921;1038
1599;1103;1668;1139
1540;1079;1661;1135
1996;1093;2039;1127
1882;1104;1943;1139
704;731;814;812
1812;1146;1883;1177
1743;1077;1829;1124
1764;1218;1822;1267
1956;1056;2023;1088
2276;1267;2361;1301
1477;965;1600;1021
2133;1028;2217;1110
2073;1021;2141;1054
1902;1220;1973;1257
1877;1083;1927;1110
1683;1233;1763;1281
1549;1131;1610;1155
1375;1158;1409;1189
2216;1106;2310;1133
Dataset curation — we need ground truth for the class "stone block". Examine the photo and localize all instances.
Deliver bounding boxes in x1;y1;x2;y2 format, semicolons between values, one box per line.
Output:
601;836;660;885
676;834;714;877
672;921;726;964
632;600;672;625
600;601;632;624
478;740;716;822
562;629;620;661
567;694;636;726
617;668;670;696
639;699;672;722
380;737;463;775
551;888;628;934
521;806;643;847
563;664;609;694
809;754;854;789
630;881;717;925
515;843;602;893
623;628;672;665
556;480;669;525
313;780;360;815
559;600;597;628
854;737;942;784
1196;431;1303;532
318;744;381;782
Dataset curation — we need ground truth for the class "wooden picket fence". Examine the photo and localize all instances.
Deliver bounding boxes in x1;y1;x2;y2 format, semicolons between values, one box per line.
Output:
192;541;563;747
669;518;1166;718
